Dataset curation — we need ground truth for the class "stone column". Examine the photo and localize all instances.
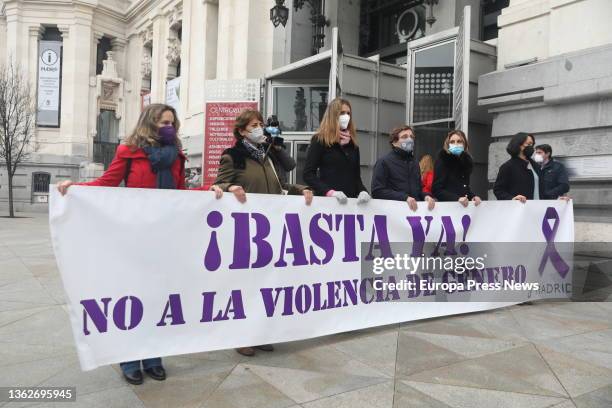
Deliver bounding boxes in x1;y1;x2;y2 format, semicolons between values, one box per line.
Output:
58;6;94;158
28;25;44;96
28;25;44;148
111;37;127;78
124;32;143;135
88;31;104;159
216;0;252;79
150;11;168;102
216;0;273;79
3;0;23;64
92;31;104;77
0;11;7;66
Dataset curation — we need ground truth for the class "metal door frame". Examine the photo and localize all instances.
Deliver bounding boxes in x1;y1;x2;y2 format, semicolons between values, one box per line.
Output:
266;82;330;137
405;26;459;127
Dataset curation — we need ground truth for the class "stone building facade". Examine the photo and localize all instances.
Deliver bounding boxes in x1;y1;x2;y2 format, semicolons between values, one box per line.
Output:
478;0;612;239
1;0;610;240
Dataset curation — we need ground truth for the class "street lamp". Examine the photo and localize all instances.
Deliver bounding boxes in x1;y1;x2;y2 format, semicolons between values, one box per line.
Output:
270;0;289;27
270;0;329;55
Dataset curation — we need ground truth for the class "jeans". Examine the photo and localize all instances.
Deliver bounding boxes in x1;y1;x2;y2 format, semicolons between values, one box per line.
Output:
120;358;162;375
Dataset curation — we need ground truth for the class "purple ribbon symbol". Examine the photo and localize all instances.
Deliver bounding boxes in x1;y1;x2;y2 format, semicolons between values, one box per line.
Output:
539;207;570;278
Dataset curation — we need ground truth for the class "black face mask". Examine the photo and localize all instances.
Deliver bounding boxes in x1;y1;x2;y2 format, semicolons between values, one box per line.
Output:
523;145;534;158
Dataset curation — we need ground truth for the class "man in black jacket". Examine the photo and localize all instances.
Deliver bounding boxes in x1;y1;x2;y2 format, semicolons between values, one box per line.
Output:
534;144;570;199
371;126;435;211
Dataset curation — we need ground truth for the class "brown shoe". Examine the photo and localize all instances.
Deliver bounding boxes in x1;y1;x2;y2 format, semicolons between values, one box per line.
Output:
255;344;274;352
235;347;255;356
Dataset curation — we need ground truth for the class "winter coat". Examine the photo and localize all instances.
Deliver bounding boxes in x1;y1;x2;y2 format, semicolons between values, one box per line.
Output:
214;141;306;195
494;156;544;200
540;158;570;199
422;171;434;194
371;148;427;201
78;144;186;189
432;150;475;201
303;136;368;198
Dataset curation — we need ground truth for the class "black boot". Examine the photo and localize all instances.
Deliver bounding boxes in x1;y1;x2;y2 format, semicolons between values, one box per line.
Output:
123;370;144;385
144;366;166;381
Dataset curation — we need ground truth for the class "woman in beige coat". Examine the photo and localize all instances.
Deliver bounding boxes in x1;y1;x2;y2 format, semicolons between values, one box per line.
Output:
212;109;313;356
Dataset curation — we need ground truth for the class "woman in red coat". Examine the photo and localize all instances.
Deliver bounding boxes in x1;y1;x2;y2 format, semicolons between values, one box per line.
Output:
57;103;221;385
419;154;434;195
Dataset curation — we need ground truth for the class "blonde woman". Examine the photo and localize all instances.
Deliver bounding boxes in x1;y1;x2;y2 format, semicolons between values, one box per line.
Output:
57;103;221;385
419;154;434;194
302;97;370;204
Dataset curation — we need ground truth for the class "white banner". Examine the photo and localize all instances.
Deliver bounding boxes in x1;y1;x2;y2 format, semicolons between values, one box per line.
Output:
49;188;574;370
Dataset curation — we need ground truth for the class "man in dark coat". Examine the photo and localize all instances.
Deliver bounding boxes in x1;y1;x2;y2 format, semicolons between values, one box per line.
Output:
534;144;570;199
371;126;435;211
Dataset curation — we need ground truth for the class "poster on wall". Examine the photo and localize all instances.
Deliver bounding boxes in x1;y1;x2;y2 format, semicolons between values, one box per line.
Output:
37;40;62;127
166;77;180;116
203;101;258;187
140;90;151;111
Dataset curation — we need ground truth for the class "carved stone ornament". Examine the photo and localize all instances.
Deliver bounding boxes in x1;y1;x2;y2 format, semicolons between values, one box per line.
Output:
101;82;117;106
167;4;183;30
141;51;152;79
139;26;153;47
166;37;181;65
97;77;124;119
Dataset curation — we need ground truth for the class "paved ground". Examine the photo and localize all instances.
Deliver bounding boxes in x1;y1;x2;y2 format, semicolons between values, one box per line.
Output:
1;213;611;408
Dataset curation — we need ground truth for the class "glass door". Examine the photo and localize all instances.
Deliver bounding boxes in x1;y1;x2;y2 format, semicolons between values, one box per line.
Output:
405;6;471;161
269;83;327;186
281;140;312;185
409;39;456;159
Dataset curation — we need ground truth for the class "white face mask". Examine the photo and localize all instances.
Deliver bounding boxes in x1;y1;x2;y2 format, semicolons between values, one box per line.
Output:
246;127;266;144
533;153;545;163
339;114;351;130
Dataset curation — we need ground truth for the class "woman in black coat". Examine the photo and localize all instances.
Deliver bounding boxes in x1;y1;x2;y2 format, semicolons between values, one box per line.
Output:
432;130;482;206
303;97;370;204
493;132;544;202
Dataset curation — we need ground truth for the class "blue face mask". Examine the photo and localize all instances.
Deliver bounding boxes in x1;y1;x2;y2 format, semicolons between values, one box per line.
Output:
398;138;414;153
265;126;280;136
448;144;464;156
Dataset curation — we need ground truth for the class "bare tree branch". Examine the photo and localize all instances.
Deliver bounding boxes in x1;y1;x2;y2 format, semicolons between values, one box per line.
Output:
0;59;37;217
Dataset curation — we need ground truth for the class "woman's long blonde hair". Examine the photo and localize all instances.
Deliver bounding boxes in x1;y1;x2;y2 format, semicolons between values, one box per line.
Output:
419;154;434;175
123;103;182;149
314;97;357;147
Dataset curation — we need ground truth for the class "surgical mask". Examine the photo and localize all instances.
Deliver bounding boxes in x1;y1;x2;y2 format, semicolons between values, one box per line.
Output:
533;153;544;163
397;138;414;153
448;143;464;156
523;145;535;158
158;125;177;145
246;127;266;144
339;114;350;130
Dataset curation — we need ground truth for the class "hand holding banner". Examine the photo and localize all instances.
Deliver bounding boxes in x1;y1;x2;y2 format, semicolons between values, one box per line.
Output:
49;187;574;370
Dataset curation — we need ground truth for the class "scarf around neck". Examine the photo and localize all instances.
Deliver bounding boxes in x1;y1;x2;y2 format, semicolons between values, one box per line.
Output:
143;145;179;189
242;139;266;163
